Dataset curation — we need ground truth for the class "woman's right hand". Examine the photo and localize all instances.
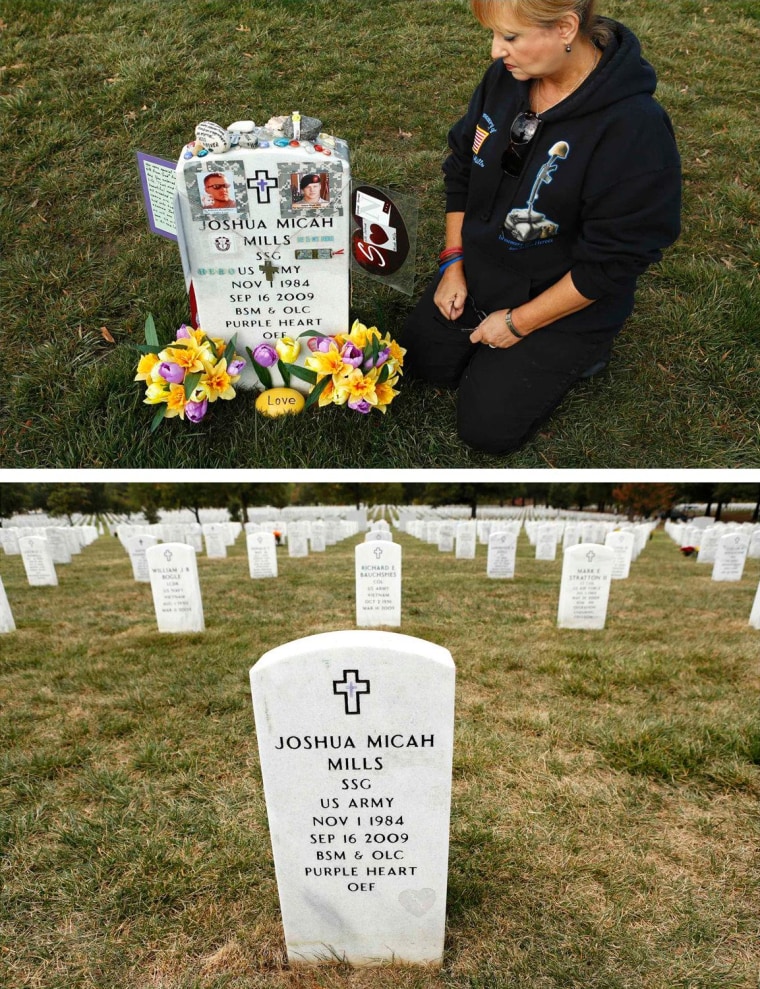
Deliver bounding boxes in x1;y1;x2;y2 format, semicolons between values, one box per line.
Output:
434;264;468;322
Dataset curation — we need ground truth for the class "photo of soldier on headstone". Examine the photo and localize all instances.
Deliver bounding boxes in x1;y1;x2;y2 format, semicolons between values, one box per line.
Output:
200;171;237;210
291;172;330;208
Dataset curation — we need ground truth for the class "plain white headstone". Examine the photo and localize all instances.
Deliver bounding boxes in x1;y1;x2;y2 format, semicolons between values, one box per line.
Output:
247;531;278;579
455;523;476;560
604;530;635;580
250;629;455;966
487;531;518;579
124;535;159;583
19;536;58;587
557;543;614;630
712;532;749;582
146;543;205;633
0;576;15;632
355;541;401;628
749;581;760;629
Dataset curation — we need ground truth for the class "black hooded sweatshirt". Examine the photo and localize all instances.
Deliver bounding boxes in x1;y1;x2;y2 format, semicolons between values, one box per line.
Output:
443;19;681;332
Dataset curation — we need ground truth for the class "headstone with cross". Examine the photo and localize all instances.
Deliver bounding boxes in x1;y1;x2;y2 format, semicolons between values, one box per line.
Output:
145;542;205;633
18;536;58;587
249;629;455;966
355;540;401;627
173;120;351;390
487;529;518;579
247;530;278;579
557;542;615;630
123;534;159;583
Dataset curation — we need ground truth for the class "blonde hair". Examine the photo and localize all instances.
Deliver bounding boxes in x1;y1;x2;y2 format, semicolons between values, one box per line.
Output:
470;0;612;46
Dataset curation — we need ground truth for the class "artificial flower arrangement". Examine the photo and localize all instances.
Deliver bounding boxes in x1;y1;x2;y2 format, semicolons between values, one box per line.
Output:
247;320;405;414
135;315;245;431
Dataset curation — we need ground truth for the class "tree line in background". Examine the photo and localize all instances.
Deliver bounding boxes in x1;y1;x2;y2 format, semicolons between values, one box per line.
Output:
2;482;759;526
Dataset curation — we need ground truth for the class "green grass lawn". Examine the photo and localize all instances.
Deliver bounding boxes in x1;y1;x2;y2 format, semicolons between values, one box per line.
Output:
1;0;758;467
1;525;758;987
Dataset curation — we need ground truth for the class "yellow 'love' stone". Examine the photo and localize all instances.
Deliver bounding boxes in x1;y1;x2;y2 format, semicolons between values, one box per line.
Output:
255;387;305;418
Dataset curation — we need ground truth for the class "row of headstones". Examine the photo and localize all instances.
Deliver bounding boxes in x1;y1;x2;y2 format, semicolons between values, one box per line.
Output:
0;527;100;632
664;519;760;579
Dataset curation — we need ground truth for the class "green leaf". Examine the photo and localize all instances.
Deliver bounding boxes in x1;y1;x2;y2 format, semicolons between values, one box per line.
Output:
246;348;273;390
378;362;391;384
304;374;332;410
278;359;291;388
136;344;164;355
184;371;202;401
224;335;238;365
149;404;167;432
144;313;159;348
297;330;331;340
285;363;318;385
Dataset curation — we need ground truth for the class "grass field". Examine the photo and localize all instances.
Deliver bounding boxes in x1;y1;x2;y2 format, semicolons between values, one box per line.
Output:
1;524;758;988
1;0;758;467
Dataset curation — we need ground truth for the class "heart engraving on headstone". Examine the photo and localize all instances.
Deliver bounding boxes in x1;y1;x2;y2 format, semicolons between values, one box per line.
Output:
399;888;436;917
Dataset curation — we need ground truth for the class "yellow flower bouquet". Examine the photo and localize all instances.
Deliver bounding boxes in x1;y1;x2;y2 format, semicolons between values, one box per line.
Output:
276;320;405;413
135;315;245;431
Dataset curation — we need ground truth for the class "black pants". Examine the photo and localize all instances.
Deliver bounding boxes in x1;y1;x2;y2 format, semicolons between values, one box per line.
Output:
399;277;620;455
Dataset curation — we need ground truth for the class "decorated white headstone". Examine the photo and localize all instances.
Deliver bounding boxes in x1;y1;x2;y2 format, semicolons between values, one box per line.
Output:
19;536;58;587
355;541;401;628
146;543;205;633
174;117;351;390
247;531;278;579
0;576;15;632
249;629;455;966
486;530;518;579
557;543;614;630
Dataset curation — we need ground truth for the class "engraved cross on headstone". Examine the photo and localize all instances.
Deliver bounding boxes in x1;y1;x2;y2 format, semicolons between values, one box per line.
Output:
333;669;370;715
585;549;596;563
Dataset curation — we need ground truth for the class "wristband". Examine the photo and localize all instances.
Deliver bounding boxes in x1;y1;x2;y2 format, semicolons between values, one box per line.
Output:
439;246;464;261
439;257;464;274
505;309;525;338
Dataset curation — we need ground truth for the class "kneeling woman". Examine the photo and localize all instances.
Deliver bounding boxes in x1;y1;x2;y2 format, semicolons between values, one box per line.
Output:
400;0;681;455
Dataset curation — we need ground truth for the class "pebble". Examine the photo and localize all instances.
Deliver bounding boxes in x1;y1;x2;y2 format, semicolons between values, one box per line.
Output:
195;120;232;153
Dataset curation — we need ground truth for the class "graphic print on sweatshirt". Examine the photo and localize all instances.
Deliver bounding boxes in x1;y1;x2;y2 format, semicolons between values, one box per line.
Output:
501;141;571;246
472;113;497;168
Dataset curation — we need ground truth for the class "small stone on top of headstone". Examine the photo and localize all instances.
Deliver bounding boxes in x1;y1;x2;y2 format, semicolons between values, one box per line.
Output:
283;114;322;141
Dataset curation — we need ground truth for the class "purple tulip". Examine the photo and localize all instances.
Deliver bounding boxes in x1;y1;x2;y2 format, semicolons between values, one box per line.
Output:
185;398;208;423
252;343;278;367
340;342;364;368
307;335;334;353
176;324;192;339
363;347;390;370
227;357;246;376
348;398;373;414
158;361;185;383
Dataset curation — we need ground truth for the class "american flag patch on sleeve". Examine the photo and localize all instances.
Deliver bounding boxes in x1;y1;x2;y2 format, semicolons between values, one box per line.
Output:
472;125;490;155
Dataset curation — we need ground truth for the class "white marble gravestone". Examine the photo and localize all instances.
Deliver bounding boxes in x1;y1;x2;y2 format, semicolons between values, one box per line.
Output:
437;523;455;553
604;530;635;580
364;530;393;542
355;541;401;628
696;527;720;564
535;524;557;561
712;532;749;582
557;543;614;630
146;543;205;633
310;521;326;553
288;523;309;559
175;124;351;390
487;531;518;579
749;580;760;630
455;523;476;560
249;629;455;966
247;531;278;579
19;536;58;587
0;576;15;633
124;535;159;583
203;524;228;559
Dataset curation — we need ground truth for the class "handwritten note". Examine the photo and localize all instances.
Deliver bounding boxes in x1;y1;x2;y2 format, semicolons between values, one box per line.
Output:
136;152;178;241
